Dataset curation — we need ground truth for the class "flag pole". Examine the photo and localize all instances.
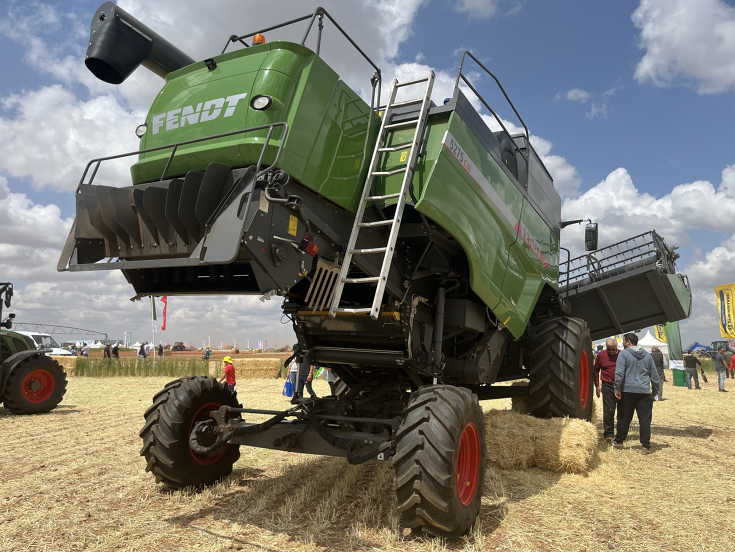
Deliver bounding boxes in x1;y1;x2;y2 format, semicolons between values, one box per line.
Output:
151;296;157;368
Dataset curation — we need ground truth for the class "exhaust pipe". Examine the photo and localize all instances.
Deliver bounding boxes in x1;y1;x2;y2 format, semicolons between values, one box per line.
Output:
85;2;195;84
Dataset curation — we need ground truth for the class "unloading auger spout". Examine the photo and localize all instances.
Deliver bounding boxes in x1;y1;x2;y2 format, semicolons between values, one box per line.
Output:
85;1;195;84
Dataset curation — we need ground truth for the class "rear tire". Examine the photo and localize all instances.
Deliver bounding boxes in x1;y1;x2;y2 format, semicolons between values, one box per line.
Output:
393;385;485;538
139;376;241;488
2;356;67;414
527;316;594;420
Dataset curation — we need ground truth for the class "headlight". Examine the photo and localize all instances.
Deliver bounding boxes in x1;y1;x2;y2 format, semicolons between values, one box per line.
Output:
135;123;148;138
251;95;272;110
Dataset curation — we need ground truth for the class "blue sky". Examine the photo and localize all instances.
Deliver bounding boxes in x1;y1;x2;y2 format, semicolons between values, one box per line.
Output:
0;0;733;347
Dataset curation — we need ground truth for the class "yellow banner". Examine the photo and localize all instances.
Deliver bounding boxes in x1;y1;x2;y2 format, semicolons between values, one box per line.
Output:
654;325;667;342
715;283;735;339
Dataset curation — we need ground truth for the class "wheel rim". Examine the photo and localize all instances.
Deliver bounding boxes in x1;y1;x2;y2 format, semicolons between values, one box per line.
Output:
579;350;590;409
456;422;480;506
21;369;55;404
189;402;228;465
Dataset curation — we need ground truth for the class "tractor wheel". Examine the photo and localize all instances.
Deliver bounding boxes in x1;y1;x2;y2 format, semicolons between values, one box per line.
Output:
139;376;241;488
393;385;485;538
527;316;594;420
2;356;67;414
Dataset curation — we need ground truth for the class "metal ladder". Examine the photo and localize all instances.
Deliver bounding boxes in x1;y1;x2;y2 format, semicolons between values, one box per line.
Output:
328;71;435;320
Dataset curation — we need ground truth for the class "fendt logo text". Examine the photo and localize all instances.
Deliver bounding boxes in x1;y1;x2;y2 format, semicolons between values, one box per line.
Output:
151;93;248;135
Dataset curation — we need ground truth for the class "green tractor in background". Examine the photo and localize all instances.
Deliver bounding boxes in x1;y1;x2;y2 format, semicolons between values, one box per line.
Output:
0;283;68;415
58;4;692;537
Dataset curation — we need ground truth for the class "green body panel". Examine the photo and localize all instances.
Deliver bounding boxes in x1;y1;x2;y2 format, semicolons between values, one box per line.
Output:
0;331;32;360
668;274;692;318
379;112;558;338
133;42;378;211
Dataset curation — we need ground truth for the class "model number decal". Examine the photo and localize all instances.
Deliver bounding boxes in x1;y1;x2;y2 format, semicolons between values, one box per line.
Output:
441;131;549;268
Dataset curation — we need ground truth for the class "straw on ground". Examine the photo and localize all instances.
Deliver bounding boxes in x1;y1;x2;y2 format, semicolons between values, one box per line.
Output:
1;376;733;551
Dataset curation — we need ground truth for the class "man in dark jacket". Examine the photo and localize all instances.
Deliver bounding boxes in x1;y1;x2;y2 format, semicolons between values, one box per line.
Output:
683;351;702;389
594;337;620;443
715;347;728;392
649;346;668;400
613;333;660;454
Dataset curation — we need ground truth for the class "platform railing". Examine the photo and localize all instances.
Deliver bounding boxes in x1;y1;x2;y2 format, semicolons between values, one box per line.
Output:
559;231;677;291
453;51;530;186
75;122;289;193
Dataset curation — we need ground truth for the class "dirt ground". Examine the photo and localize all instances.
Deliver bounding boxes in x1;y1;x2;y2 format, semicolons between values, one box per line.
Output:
1;374;734;552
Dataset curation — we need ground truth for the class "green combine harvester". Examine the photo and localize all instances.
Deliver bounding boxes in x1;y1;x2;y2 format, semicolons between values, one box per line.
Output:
58;4;692;536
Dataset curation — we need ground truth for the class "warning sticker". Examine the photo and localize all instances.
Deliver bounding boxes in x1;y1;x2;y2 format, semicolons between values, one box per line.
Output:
399;151;408;162
288;215;298;236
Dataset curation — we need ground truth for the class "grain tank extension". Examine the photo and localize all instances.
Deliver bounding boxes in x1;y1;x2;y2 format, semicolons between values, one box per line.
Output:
58;5;692;538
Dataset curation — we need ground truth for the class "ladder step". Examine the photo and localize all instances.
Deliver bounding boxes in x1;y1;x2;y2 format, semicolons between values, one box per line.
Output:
372;168;408;177
336;308;373;314
365;192;401;201
350;247;388;254
358;219;395;227
342;277;380;284
377;143;412;153
390;98;424;108
396;77;430;87
384;119;418;130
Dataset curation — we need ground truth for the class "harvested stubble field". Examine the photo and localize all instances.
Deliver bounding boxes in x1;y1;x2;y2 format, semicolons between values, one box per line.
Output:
1;374;734;552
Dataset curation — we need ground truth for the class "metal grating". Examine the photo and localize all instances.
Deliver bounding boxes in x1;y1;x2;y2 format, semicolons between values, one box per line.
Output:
560;231;680;292
304;257;341;312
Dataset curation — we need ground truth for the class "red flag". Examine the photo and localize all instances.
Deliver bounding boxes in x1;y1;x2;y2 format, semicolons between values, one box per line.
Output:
160;296;168;330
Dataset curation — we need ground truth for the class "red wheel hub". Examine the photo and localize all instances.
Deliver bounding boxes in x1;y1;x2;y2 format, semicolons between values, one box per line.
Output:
456;422;480;506
189;402;228;465
579;350;590;409
21;369;55;404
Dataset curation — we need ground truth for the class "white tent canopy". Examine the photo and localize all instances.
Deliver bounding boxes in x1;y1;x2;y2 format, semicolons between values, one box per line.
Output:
638;331;668;354
131;341;142;348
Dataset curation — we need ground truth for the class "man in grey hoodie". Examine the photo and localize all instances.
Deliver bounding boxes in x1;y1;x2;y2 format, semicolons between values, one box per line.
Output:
613;333;660;453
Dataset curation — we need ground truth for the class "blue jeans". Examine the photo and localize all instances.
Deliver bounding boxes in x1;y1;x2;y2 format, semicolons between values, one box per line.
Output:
686;369;700;389
228;383;236;393
718;370;726;390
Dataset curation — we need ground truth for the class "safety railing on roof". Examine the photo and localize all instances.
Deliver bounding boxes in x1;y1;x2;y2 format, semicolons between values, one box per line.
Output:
220;7;382;109
453;51;530;187
559;230;680;292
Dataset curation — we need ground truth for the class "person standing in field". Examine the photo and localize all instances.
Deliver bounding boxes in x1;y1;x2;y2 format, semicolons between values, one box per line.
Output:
219;356;236;393
326;366;338;396
683;351;702;390
613;333;660;454
715;347;728;392
649;346;668;400
70;343;77;356
296;362;317;400
138;342;148;360
158;343;164;359
112;342;120;360
730;354;735;380
81;343;90;357
594;337;620;443
103;342;111;364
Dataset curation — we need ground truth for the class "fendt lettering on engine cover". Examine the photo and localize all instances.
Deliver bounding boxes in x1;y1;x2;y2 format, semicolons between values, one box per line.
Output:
151;93;249;134
60;3;693;538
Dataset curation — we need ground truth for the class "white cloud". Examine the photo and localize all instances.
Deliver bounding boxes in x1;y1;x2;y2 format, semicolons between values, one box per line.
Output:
585;102;607;120
0;86;141;192
565;88;591;103
453;0;522;19
632;0;735;94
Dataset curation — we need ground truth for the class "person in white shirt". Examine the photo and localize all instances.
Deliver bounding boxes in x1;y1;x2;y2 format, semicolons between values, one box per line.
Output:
81;343;90;357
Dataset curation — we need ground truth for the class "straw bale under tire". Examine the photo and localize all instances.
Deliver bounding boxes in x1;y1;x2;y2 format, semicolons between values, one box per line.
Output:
484;409;598;473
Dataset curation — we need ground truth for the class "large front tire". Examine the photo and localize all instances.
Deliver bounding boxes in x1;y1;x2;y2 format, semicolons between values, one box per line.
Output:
527;316;594;420
139;376;240;488
2;356;67;414
393;385;485;538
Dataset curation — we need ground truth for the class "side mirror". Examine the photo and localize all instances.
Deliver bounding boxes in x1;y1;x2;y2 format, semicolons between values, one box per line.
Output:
4;288;11;309
585;222;599;251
